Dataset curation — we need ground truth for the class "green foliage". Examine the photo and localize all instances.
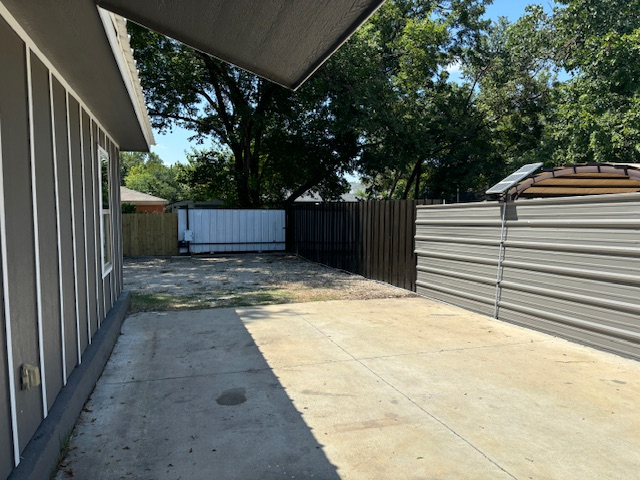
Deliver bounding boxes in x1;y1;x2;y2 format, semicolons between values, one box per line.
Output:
348;1;492;199
127;0;640;205
120;151;152;184
121;203;137;214
175;149;238;205
120;152;185;203
128;21;365;207
544;0;640;163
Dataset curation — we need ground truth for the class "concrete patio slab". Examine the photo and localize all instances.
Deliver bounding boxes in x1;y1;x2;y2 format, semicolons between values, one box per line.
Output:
56;297;640;480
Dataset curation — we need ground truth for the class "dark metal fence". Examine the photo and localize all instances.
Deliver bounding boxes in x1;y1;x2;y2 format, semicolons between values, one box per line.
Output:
286;200;441;291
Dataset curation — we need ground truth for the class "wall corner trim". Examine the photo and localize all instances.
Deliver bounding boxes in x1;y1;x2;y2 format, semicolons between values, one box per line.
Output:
7;292;130;480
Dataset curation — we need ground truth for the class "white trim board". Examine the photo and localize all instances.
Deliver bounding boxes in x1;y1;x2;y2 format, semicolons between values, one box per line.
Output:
49;71;67;385
65;92;82;367
78;108;92;347
97;9;154;147
26;47;49;419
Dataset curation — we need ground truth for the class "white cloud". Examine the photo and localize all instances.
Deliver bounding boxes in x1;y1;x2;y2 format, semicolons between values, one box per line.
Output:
445;61;462;74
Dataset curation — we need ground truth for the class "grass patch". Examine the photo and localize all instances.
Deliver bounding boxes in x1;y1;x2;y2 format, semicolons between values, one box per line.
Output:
129;290;294;313
129;292;209;313
219;290;292;308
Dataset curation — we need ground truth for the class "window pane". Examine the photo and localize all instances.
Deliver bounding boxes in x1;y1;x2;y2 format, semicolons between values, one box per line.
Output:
103;212;112;267
99;146;112;271
101;149;110;210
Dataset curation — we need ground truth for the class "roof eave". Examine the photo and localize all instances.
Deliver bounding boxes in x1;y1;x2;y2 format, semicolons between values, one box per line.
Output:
1;0;153;152
98;9;155;147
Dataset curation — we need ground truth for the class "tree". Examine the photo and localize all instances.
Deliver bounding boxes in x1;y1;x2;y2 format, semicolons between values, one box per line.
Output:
355;0;556;201
326;0;499;200
544;0;640;163
129;0;513;206
469;6;557;171
120;151;149;185
174;148;238;205
128;23;374;207
121;152;185;203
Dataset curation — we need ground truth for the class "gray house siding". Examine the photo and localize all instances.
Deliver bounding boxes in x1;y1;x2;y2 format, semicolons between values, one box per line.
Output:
68;96;90;356
0;11;125;477
81;112;98;340
0;17;43;456
31;53;64;412
51;77;79;377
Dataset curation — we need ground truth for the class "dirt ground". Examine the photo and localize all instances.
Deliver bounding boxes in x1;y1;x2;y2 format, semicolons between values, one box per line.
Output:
124;253;414;312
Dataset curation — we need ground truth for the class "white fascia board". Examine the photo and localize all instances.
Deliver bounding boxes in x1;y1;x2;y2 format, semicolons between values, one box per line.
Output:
98;8;155;149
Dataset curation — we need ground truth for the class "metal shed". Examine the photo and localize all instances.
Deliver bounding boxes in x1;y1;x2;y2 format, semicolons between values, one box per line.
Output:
415;166;640;360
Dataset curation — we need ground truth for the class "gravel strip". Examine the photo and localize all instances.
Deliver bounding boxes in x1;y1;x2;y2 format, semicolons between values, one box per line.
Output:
124;253;414;311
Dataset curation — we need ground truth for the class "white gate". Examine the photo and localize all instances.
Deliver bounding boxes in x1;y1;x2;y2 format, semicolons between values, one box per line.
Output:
177;208;286;254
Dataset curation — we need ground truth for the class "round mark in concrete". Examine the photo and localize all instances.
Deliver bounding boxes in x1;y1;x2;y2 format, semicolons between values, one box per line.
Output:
216;388;247;406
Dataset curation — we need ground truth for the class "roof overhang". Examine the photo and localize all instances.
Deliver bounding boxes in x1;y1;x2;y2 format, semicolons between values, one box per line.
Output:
95;0;387;90
1;0;154;151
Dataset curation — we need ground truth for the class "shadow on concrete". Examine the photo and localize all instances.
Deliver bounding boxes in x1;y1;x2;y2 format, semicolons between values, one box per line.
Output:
56;307;341;480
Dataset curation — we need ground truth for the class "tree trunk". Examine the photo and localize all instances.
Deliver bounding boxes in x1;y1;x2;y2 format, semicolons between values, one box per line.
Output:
233;146;252;207
402;159;422;199
283;174;326;207
414;160;422;199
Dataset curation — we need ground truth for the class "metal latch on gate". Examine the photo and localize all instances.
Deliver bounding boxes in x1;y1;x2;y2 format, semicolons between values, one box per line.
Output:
21;363;41;391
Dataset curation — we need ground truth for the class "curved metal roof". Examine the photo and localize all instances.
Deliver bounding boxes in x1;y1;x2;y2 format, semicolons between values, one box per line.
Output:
509;164;640;200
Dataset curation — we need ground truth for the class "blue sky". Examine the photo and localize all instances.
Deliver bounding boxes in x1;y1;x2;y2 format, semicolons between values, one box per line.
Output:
150;0;552;165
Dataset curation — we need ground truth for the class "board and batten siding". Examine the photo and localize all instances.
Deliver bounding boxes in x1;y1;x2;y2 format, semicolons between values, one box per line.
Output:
415;194;640;360
0;12;123;477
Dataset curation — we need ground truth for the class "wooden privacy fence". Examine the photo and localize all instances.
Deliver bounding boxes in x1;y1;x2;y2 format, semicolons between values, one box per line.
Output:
286;200;440;291
122;213;178;256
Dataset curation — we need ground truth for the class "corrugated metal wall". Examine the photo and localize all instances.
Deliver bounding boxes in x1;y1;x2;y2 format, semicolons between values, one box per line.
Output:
0;11;123;477
177;209;286;254
415;194;640;360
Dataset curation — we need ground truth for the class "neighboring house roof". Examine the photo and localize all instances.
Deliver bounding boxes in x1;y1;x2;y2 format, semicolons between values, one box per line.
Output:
295;192;361;203
510;164;640;199
1;0;154;151
96;0;386;90
295;182;366;203
121;187;168;205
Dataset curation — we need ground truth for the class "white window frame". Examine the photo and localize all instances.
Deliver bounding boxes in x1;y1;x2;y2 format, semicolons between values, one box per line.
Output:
98;146;113;276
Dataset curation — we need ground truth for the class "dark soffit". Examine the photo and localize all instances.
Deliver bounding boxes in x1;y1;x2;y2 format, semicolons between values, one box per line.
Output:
2;0;151;151
96;0;387;90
